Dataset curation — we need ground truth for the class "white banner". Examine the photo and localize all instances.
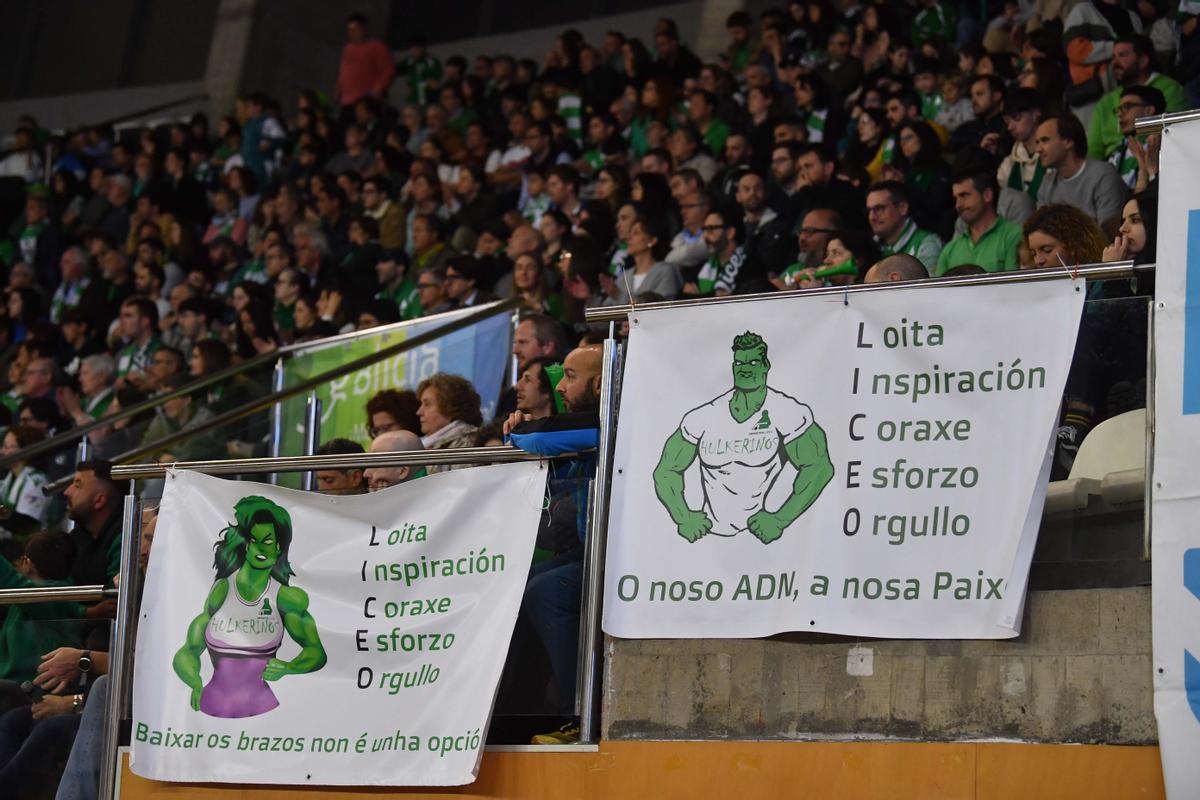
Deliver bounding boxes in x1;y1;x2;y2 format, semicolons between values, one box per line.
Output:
131;464;546;786
603;280;1081;639
1151;118;1200;798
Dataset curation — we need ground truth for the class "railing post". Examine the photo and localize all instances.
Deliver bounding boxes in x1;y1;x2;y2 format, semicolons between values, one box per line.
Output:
268;358;285;484
576;325;621;744
1145;298;1156;561
301;391;322;491
508;310;521;390
99;485;140;800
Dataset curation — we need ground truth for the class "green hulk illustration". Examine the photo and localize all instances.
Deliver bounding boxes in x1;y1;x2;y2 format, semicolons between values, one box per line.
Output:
172;496;327;718
653;331;834;544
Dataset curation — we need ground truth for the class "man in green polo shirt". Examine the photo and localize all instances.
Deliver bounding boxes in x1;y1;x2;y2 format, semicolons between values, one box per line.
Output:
866;181;943;272
936;170;1022;276
1087;35;1186;164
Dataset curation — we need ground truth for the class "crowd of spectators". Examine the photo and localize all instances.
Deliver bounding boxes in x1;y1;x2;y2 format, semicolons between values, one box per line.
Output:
0;0;1183;790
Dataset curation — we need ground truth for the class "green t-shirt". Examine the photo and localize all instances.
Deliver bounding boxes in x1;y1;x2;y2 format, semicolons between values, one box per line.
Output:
935;217;1023;276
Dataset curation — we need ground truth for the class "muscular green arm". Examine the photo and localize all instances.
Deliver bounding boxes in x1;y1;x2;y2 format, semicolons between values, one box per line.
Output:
173;580;228;707
776;423;834;525
263;585;327;681
653;429;699;523
747;423;834;544
653;429;712;542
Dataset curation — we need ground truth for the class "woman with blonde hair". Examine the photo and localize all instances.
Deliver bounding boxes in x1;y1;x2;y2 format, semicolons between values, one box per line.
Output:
415;373;483;474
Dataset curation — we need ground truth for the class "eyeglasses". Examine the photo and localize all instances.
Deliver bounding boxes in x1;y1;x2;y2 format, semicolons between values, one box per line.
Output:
416;282;440;290
866;203;894;216
702;224;726;232
797;227;836;236
368;421;398;438
1116;102;1150;115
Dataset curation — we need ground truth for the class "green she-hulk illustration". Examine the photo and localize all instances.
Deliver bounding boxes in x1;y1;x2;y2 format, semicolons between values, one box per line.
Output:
172;496;326;719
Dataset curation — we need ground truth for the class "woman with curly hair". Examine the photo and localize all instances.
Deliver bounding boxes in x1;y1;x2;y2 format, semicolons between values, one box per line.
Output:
1021;203;1107;269
415;373;483;473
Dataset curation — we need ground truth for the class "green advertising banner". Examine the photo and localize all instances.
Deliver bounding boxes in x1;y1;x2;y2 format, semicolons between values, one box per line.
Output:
276;308;512;485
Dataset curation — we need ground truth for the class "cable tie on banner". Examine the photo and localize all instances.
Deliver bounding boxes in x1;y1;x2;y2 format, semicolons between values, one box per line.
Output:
1055;251;1079;281
843;287;849;306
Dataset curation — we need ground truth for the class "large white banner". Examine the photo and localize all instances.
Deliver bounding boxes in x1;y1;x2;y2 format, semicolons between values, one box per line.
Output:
603;280;1081;639
131;464;545;786
1151;117;1200;798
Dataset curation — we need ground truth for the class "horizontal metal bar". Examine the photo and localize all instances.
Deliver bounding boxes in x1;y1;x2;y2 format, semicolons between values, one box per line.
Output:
584;261;1148;323
106;445;573;480
273;301;507;356
1133;109;1200;136
0;585;115;604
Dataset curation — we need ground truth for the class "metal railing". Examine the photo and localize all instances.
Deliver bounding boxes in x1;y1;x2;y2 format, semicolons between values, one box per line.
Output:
1134;108;1200;136
36;298;519;494
584;261;1149;323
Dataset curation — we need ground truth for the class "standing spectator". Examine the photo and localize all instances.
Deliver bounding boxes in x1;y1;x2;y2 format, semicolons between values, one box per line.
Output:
1034;114;1128;224
936;170;1022;275
335;13;395;116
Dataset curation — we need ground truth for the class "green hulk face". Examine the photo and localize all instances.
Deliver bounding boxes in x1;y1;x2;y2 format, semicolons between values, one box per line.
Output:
246;522;280;570
731;346;769;392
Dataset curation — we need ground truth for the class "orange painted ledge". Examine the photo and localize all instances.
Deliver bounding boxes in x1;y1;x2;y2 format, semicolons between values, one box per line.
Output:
120;740;1165;800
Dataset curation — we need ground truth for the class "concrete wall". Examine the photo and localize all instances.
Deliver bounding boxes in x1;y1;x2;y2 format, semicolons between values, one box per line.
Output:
603;587;1155;744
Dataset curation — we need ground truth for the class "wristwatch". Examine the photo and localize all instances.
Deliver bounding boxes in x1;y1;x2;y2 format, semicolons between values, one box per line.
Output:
78;650;92;675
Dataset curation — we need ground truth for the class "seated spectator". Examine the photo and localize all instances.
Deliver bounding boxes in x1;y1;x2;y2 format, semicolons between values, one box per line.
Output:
0;531;80;683
313;438;367;495
865;181;943;272
364;430;425;491
1088;35;1186;168
58;354;115;427
864;253;929;283
366;389;421;439
0;425;49;537
1103;192;1158;267
1034;114;1127;224
362;175;404;250
515;357;560;421
414;266;453;317
1108;84;1166;192
735;173;794;278
415;373;483;473
666;189;712;271
690;205;752;297
1022;204;1107;270
512;253;562;318
601;215;682;305
444;255;496;309
936;170;1022;276
139;375;223;463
